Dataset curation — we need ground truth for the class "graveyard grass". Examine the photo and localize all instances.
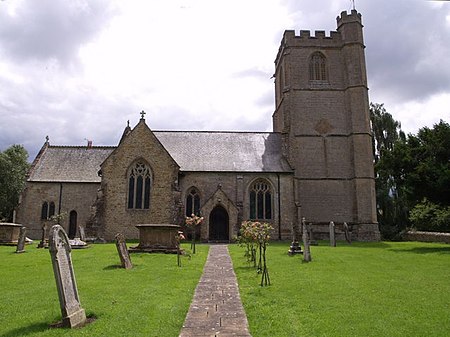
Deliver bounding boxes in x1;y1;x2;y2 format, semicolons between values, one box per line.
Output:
2;241;450;337
229;241;450;337
0;243;208;337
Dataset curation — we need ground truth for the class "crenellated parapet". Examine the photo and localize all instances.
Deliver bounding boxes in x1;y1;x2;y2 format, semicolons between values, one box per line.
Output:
275;9;364;67
336;9;362;28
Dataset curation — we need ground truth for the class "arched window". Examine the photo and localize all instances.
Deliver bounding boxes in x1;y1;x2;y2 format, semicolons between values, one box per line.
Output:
41;202;48;220
127;161;152;209
186;188;200;216
49;202;56;218
309;52;327;81
249;179;272;220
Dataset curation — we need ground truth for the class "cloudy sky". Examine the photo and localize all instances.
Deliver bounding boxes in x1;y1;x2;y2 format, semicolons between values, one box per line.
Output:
1;0;449;160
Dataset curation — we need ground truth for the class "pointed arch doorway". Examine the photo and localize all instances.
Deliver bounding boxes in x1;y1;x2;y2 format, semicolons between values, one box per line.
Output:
209;206;229;241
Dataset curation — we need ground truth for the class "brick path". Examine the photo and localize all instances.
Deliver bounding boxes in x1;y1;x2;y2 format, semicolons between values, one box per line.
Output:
179;244;252;337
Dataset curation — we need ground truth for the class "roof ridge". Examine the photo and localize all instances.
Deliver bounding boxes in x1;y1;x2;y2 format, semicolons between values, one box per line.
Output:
48;145;117;149
153;130;276;134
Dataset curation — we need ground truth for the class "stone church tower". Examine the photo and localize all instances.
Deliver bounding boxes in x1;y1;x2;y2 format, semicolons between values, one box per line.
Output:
273;10;379;240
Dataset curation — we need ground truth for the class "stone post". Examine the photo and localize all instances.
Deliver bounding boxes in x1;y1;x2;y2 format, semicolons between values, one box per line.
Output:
16;226;27;253
302;221;312;262
343;222;352;244
329;221;336;247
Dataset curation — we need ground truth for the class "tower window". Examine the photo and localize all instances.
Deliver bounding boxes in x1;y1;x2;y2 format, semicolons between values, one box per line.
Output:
249;179;272;220
127;161;152;209
186;188;200;216
309;52;327;81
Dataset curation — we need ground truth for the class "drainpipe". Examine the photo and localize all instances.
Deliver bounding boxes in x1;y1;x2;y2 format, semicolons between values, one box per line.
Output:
277;174;282;240
58;183;63;214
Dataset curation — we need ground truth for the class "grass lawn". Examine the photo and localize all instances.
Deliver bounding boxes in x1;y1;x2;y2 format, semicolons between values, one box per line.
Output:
229;241;450;337
0;242;208;337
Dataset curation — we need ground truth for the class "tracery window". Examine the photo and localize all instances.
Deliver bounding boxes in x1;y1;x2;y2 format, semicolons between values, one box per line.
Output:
249;179;272;220
309;52;327;81
127;161;152;209
186;188;200;216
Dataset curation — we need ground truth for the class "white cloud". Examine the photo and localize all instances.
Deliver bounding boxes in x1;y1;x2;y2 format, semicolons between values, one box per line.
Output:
1;0;450;161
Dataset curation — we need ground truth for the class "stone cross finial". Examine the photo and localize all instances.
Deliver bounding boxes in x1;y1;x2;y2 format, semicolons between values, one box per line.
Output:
140;110;146;120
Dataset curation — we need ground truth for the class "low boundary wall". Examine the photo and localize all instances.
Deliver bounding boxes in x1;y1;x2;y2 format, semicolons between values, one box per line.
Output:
403;230;450;244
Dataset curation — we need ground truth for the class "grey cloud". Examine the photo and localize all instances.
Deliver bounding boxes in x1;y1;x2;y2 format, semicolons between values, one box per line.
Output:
0;0;116;66
361;0;450;102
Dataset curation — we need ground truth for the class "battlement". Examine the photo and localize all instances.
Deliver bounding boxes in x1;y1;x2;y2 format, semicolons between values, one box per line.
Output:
283;29;341;40
336;9;362;28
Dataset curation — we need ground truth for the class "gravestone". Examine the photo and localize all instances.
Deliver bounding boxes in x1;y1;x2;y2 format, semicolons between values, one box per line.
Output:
329;221;336;247
302;222;312;262
343;222;352;244
115;233;132;269
78;225;86;242
49;225;86;328
308;222;318;246
15;226;27;253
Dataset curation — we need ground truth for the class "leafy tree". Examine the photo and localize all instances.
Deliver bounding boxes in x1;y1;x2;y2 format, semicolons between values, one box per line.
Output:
370;106;450;237
369;103;408;239
0;145;29;221
405;120;450;206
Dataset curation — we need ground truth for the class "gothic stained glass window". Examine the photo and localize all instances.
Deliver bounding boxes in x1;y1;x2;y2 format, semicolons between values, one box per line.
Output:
186;188;200;216
127;161;152;209
309;52;327;81
249;180;272;220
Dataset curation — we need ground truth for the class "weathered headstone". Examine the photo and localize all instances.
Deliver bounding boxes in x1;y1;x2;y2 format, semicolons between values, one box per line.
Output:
302;222;312;262
15;226;27;253
115;233;132;269
78;225;86;242
49;225;86;328
343;222;352;244
329;221;336;247
308;222;318;246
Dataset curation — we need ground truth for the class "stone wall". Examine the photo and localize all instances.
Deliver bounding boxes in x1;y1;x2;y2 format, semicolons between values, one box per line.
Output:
179;172;295;241
99;119;180;241
403;231;450;244
14;181;99;239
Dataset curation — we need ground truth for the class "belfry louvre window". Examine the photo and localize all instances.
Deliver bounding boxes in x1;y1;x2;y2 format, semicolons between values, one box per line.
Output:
249;180;272;220
186;188;200;216
309;52;327;81
127;161;151;209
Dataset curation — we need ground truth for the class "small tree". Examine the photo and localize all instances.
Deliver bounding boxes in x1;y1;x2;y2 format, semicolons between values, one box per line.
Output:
185;214;203;254
238;221;273;286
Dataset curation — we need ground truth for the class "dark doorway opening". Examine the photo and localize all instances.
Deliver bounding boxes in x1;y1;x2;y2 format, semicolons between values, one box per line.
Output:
209;206;229;241
68;210;77;239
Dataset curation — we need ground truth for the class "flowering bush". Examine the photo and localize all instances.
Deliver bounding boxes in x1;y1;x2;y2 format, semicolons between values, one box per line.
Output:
238;221;273;286
185;214;203;254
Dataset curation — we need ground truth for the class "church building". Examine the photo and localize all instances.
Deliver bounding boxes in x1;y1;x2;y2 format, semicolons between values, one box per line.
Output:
15;10;380;242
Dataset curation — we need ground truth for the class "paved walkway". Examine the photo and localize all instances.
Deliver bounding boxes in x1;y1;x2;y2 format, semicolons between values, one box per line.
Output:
179;245;252;337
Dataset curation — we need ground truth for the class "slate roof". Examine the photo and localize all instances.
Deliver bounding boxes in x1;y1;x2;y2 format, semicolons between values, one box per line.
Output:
28;131;292;183
154;131;292;172
28;146;114;183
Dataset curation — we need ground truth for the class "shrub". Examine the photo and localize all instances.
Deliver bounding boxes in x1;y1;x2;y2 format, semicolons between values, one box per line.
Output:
409;199;450;232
